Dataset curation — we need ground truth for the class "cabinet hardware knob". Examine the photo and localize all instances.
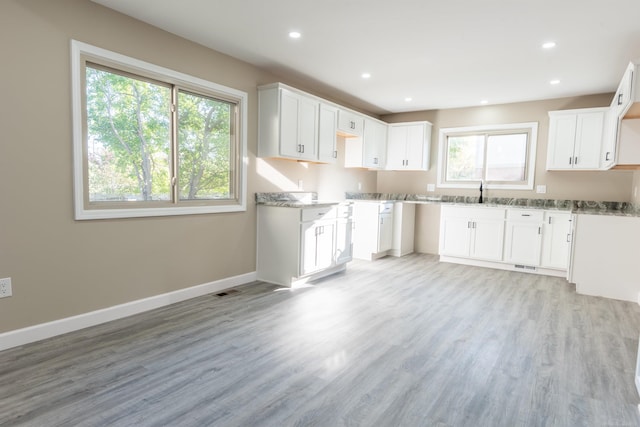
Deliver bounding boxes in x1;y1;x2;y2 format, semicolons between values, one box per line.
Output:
618;93;624;105
333;150;337;158
574;156;578;165
566;234;571;243
605;151;611;161
569;157;572;165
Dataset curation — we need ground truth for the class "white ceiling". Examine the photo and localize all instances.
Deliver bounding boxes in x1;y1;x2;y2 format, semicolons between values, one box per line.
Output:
91;0;640;115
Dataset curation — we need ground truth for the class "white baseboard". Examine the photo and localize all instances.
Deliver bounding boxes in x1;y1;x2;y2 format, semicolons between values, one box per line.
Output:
0;271;257;352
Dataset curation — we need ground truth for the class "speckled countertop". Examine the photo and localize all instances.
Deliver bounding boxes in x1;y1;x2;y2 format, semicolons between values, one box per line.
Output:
344;192;640;217
255;192;348;208
256;192;640;217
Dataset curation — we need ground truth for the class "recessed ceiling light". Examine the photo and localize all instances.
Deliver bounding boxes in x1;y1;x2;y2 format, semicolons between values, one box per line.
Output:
480;100;489;105
405;97;413;102
288;31;301;39
542;41;556;49
361;73;371;79
550;79;561;85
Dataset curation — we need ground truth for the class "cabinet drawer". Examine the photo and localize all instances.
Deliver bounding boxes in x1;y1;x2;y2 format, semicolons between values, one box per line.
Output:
379;202;394;214
507;209;544;222
301;206;337;222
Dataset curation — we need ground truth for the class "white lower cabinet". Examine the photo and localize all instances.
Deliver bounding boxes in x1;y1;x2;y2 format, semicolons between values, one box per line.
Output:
439;205;572;276
257;204;353;287
439;206;505;262
300;220;336;275
540;211;572;269
353;201;394;260
391;202;415;257
503;209;543;266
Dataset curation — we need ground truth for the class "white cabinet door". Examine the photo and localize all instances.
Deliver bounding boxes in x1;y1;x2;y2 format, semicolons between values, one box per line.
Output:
540;212;572;269
318;103;338;163
471;218;505;261
386;125;408;170
336;218;353;265
439;206;505;261
300;221;335;275
279;89;318;161
573;111;604;169
546;108;606;170
547;114;577;169
378;212;393;252
405;124;430;170
439;215;472;257
363;119;387;169
337;109;364;136
601;108;619;169
386;122;431;171
503;221;542;265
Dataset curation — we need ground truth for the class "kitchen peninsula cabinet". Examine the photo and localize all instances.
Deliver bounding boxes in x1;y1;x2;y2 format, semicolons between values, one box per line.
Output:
257;203;353;287
386;122;432;171
571;213;640;302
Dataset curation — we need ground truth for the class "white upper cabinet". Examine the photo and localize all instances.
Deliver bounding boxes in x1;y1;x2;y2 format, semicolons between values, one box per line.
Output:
344;117;388;169
546;108;607;170
318;103;338;163
386;122;432;171
363;118;387;168
615;62;636;118
258;84;319;161
337;109;364;136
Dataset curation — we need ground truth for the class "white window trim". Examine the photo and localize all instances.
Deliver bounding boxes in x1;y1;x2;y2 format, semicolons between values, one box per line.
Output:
71;40;248;220
437;122;538;190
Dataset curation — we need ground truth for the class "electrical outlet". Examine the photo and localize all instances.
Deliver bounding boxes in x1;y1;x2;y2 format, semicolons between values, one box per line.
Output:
297;180;303;190
0;278;12;298
357;182;362;191
427;183;435;192
536;185;547;194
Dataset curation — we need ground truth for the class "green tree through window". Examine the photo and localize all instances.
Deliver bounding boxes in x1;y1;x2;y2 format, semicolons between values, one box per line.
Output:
85;65;235;204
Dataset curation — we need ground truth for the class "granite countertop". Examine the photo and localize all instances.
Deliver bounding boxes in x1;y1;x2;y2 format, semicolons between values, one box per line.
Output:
255;192;640;217
255;192;349;208
344;192;640;217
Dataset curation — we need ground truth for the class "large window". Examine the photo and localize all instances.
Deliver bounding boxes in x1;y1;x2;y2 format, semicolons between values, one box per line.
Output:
72;41;247;219
437;123;538;190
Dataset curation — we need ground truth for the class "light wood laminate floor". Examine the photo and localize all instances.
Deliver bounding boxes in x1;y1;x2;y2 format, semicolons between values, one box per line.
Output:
1;254;640;426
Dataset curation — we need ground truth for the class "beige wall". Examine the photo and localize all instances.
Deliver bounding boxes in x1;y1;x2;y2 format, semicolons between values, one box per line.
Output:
380;95;635;254
0;0;375;333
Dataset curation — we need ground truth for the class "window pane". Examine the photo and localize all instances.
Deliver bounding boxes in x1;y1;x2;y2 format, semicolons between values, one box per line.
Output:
178;90;233;200
485;133;527;181
446;135;484;181
86;66;171;202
